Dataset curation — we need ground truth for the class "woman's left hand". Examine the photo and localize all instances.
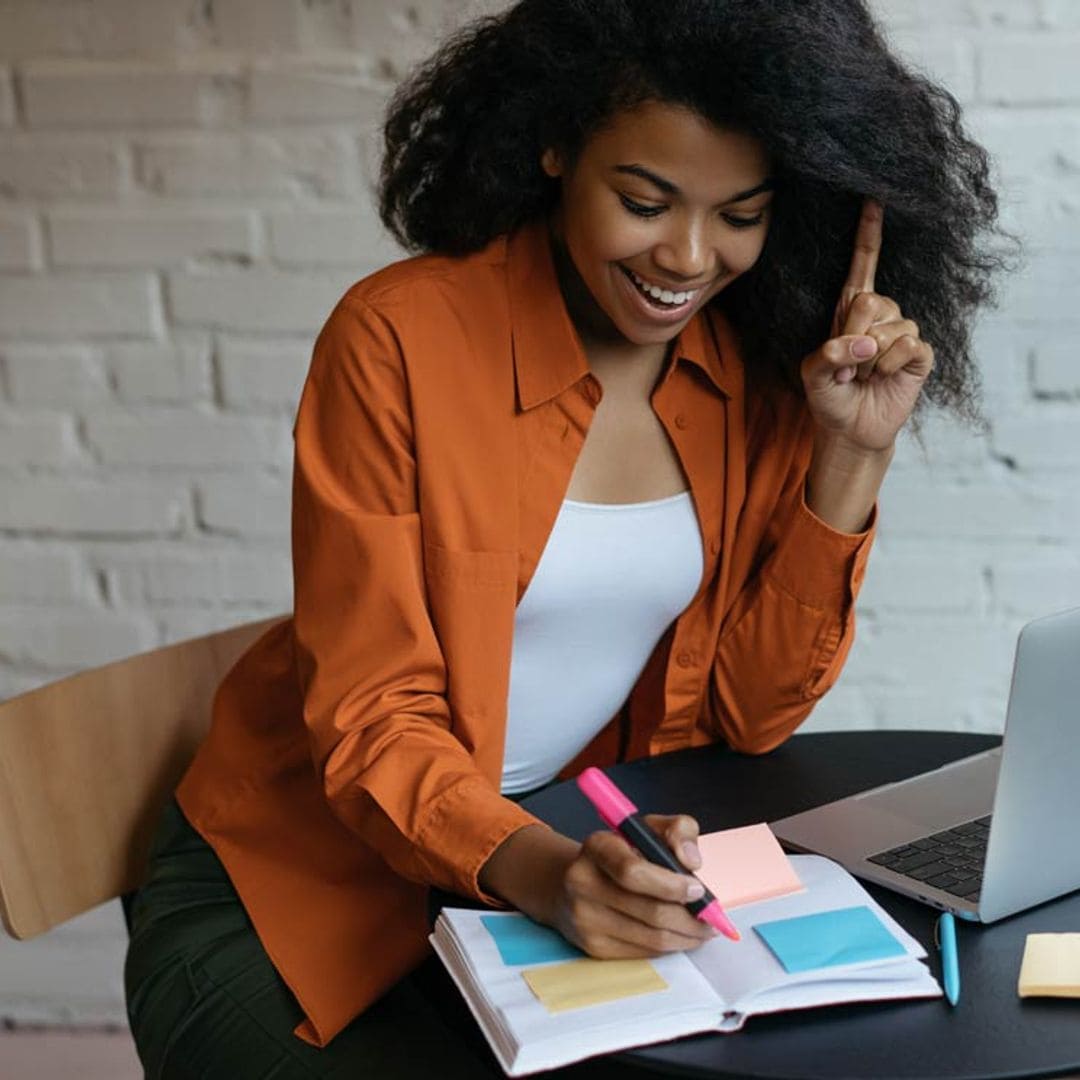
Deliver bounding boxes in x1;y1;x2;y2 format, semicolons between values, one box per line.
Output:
800;199;934;452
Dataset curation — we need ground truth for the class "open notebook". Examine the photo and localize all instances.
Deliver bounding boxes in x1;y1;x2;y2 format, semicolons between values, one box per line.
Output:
431;853;941;1076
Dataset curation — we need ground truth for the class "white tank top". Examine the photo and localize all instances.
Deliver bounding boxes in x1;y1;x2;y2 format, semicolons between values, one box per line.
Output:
500;491;705;795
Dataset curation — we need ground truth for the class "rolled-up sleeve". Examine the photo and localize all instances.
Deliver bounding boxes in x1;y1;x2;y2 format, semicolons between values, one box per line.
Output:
291;297;539;899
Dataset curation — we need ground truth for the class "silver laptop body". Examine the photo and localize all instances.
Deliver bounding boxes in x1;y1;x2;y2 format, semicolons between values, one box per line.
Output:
771;607;1080;923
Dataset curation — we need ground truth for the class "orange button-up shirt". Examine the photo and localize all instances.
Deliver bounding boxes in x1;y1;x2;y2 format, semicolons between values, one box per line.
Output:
177;218;873;1047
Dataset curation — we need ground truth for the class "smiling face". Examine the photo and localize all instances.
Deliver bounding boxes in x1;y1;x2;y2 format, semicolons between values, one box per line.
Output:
542;100;774;358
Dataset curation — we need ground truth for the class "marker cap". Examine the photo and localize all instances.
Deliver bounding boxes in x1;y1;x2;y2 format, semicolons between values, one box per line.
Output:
577;767;637;830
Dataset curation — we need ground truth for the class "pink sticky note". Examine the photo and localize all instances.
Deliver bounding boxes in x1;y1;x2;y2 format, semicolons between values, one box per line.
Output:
696;823;804;909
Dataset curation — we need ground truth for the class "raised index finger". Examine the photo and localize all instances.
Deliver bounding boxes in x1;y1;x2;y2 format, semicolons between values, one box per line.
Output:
845;198;883;294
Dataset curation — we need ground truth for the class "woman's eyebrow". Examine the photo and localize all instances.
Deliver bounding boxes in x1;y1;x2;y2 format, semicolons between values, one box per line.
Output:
613;164;775;204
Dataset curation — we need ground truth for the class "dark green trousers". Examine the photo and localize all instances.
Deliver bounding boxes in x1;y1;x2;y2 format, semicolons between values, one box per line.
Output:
124;800;638;1079
124;799;506;1079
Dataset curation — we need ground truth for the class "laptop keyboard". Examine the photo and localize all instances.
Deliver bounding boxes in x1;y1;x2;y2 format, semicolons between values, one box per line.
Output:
867;816;991;902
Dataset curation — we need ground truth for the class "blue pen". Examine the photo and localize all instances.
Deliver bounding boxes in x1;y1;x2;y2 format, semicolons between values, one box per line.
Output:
936;912;960;1006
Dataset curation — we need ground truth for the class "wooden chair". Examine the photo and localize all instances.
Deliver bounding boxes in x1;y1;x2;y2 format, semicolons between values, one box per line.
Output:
0;616;283;941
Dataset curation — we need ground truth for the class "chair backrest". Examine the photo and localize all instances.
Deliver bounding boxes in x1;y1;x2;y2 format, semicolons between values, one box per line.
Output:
0;616;283;940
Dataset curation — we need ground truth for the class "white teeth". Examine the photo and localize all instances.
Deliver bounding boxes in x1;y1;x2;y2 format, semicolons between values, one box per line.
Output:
627;268;695;307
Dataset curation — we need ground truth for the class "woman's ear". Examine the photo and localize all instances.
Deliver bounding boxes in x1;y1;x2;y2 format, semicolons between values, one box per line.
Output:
540;147;563;178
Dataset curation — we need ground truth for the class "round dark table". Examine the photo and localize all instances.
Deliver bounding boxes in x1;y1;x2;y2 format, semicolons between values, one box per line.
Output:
520;731;1080;1080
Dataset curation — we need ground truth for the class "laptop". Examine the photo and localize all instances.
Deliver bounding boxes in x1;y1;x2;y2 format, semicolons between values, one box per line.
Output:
771;606;1080;922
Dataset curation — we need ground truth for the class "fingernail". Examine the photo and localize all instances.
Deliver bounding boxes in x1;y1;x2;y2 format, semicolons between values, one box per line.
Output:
836;365;856;384
851;336;877;359
686;881;705;901
681;841;702;869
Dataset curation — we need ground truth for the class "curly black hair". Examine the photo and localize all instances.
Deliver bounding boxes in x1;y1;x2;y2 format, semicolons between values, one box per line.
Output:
379;0;1015;419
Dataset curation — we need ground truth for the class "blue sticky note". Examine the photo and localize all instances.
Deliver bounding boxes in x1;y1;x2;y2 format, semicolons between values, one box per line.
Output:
753;905;906;973
480;914;583;966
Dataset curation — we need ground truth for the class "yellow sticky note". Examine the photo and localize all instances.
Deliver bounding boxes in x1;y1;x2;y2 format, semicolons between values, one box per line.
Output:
697;823;804;909
522;957;668;1013
1018;933;1080;998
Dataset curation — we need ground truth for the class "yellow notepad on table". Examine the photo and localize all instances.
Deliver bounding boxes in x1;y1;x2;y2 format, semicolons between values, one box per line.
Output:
1018;933;1080;998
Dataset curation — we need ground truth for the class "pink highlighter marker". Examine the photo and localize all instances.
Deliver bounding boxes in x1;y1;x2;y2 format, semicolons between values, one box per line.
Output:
576;767;740;942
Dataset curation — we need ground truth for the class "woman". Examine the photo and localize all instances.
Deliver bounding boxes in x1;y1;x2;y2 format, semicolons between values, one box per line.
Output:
125;1;1008;1075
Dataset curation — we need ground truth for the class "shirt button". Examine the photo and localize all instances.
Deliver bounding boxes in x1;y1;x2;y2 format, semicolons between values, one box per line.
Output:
676;650;694;668
674;414;689;430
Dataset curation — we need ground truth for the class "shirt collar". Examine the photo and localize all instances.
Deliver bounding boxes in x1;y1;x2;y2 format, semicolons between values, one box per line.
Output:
506;217;737;410
673;304;738;399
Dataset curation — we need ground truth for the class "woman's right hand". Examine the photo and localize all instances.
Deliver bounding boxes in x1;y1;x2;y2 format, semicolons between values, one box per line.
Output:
479;820;718;958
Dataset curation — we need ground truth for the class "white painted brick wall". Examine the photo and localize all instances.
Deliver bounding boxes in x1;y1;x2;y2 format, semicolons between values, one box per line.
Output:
136;131;364;197
48;207;259;268
248;60;387;123
168;267;357;333
0;412;83;467
0;477;190;536
267;207;398;266
978;37;1080;104
0;609;157;670
0;134;130;198
22;58;247;129
196;473;291;537
109;340;213;405
217;338;310;411
0;544;88;605
1034;340;1080;395
0;65;15;127
0;209;41;270
0;0;1077;1032
0;274;161;337
83;411;290;469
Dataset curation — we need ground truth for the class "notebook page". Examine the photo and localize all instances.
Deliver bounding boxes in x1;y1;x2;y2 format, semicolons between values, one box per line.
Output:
713;965;942;1031
688;855;929;1011
435;909;725;1075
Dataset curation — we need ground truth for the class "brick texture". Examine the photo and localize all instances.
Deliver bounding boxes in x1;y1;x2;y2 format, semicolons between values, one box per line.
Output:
0;134;129;198
1;344;111;406
108;339;213;405
249;60;387;123
48;208;257;268
0;65;15;126
978;37;1080;104
0;209;41;270
136;132;363;197
217;338;310;411
1033;340;1080;396
0;0;1078;1030
168;268;355;333
0;477;190;535
22;59;246;129
0;275;160;338
0;544;88;604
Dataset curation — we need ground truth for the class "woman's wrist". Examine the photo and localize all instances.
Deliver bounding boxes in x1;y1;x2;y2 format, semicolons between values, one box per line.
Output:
479;824;579;923
805;432;894;534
